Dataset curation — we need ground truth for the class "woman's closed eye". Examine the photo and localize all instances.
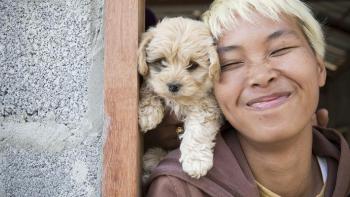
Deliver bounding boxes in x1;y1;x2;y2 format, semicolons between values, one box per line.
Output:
221;61;244;72
270;46;298;57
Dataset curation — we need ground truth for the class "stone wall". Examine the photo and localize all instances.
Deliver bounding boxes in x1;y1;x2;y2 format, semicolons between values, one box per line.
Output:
0;0;104;196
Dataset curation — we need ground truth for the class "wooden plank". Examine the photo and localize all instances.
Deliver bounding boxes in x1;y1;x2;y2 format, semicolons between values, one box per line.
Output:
103;0;144;196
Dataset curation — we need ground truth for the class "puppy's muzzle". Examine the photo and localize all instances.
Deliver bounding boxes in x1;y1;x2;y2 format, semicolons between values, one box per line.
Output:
167;83;182;93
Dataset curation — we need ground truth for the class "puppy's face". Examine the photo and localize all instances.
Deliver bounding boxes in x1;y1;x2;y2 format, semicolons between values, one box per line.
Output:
138;17;220;102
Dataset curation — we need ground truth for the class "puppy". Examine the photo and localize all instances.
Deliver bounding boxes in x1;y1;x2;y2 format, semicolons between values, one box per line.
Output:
138;17;223;179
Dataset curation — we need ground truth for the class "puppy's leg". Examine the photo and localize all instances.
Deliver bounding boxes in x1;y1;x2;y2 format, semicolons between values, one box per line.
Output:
180;119;220;178
179;97;222;178
138;85;165;132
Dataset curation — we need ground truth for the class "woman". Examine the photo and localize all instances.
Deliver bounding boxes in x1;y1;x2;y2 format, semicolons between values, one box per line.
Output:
144;0;350;196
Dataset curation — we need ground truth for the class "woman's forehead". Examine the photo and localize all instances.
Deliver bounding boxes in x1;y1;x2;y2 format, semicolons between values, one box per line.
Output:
217;14;304;47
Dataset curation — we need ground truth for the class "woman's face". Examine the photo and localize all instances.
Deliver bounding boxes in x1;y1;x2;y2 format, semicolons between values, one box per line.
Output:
214;13;326;144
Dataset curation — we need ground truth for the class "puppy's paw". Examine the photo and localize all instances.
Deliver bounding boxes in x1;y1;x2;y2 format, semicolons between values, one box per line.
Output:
180;150;213;179
139;105;164;132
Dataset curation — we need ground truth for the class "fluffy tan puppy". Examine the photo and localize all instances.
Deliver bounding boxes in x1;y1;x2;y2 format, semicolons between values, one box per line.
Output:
138;17;223;179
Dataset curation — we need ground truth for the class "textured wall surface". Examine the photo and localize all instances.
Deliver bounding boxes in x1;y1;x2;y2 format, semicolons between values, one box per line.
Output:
0;0;104;196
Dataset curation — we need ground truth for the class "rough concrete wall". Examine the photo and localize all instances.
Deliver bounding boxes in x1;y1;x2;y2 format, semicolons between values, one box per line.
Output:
0;0;104;196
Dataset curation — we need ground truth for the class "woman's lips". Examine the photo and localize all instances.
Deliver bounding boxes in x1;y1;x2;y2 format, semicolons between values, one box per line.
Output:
247;92;291;110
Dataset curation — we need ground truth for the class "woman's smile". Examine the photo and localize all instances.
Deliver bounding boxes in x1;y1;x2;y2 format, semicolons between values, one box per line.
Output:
246;91;292;111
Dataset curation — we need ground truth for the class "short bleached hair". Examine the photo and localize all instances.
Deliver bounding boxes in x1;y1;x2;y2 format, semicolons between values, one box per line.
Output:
202;0;325;58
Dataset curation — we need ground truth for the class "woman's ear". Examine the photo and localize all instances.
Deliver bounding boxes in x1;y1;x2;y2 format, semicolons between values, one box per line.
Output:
137;31;154;76
316;55;327;87
208;45;221;81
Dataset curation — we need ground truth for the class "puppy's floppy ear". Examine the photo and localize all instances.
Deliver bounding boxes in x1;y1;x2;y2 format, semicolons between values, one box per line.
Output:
208;45;220;81
137;31;154;76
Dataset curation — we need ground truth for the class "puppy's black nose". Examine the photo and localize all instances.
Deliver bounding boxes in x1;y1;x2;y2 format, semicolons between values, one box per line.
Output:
167;83;182;93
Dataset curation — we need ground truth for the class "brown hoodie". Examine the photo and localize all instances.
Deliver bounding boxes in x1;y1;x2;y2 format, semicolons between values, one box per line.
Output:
144;126;350;197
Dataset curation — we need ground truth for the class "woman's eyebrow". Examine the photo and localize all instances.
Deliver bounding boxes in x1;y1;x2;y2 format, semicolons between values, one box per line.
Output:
217;30;299;54
266;29;299;43
217;45;241;54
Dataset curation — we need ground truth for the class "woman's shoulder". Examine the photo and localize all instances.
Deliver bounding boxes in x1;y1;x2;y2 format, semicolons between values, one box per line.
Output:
312;126;350;196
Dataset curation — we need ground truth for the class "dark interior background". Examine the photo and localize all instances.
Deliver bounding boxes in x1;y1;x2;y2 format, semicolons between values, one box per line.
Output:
146;0;350;142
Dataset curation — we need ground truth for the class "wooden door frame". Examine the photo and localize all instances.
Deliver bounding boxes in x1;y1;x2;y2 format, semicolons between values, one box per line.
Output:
103;0;144;196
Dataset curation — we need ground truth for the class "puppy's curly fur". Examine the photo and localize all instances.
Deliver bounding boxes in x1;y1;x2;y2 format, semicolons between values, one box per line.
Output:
138;17;223;179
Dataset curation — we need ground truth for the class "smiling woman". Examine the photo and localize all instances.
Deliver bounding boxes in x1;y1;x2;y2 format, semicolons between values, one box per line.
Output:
215;14;326;144
144;0;350;197
213;14;327;195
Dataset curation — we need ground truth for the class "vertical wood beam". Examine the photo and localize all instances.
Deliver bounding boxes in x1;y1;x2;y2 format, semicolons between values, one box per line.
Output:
103;0;144;196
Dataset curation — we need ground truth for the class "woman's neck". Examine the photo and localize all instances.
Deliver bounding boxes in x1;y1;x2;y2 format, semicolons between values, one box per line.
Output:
238;125;323;197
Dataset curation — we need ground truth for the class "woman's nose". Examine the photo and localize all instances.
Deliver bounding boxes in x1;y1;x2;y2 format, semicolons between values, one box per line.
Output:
248;63;278;88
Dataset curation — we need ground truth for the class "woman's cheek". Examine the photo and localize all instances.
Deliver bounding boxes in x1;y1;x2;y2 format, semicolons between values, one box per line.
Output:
215;71;242;109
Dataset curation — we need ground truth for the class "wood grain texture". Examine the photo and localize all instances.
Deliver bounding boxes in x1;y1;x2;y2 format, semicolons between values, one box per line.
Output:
103;0;144;196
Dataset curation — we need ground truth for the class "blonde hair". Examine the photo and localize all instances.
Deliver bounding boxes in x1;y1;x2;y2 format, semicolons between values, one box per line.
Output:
202;0;325;57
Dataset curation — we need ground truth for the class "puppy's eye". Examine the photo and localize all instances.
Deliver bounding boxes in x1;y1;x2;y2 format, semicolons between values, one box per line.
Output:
149;58;165;66
186;61;199;71
149;58;166;72
151;58;164;64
